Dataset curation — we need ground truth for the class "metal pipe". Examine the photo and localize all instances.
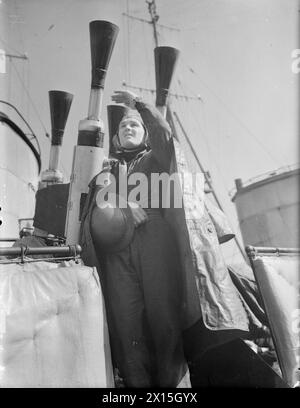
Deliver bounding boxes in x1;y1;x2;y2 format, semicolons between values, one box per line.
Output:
0;244;81;257
48;145;61;171
88;88;103;120
65;21;119;244
246;245;300;258
0;238;18;242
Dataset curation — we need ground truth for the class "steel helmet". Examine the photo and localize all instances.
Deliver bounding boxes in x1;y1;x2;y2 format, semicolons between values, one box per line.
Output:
90;192;135;253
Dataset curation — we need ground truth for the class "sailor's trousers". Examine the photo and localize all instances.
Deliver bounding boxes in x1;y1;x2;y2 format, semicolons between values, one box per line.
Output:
101;209;185;387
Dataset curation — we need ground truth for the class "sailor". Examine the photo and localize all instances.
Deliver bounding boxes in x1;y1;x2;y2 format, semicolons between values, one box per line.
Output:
80;89;186;388
80;89;255;388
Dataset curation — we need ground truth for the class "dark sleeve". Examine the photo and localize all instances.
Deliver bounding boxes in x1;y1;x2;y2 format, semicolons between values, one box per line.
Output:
135;101;173;170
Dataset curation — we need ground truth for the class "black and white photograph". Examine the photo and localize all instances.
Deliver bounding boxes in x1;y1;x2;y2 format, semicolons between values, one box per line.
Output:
0;0;299;394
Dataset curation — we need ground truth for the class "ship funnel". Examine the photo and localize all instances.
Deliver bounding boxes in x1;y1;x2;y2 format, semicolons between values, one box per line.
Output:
154;46;179;108
107;105;128;156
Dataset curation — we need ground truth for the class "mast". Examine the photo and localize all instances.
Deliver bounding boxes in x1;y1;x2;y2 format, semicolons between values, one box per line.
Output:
146;1;246;261
146;0;159;47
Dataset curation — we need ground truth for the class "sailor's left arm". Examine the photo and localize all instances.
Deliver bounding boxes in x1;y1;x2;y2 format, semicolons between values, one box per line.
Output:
135;100;173;169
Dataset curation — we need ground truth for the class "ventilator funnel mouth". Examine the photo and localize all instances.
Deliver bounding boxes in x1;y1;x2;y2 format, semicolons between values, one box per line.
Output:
49;90;73;146
154;46;179;107
89;20;119;89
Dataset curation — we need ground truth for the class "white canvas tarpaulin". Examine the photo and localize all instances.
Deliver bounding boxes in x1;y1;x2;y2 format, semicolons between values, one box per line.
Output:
250;252;299;387
0;260;113;387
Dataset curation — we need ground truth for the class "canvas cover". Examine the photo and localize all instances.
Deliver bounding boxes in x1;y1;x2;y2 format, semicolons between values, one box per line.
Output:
0;260;113;387
251;253;299;387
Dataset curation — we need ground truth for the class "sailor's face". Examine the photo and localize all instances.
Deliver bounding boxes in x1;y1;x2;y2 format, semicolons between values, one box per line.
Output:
118;118;145;149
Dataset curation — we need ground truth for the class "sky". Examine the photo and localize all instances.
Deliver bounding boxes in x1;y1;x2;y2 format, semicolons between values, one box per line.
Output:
1;0;299;263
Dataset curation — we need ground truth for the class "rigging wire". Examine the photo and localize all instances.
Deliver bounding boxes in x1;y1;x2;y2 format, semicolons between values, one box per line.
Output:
175;79;208;157
13;0;25;54
157;0;199;21
26;53;30;121
126;0;131;85
174;77;234;197
122;13;128;85
175;59;203;101
10;59;50;140
173;107;247;261
0;165;37;192
0;34;26;59
133;0;247;262
173;63;226;190
173;76;287;262
0;99;41;157
13;0;27;118
176;64;247;164
172;86;203;172
184;62;286;167
141;15;154;93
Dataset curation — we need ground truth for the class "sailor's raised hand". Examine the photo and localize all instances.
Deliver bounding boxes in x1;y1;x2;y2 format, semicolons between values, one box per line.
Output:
111;90;140;109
